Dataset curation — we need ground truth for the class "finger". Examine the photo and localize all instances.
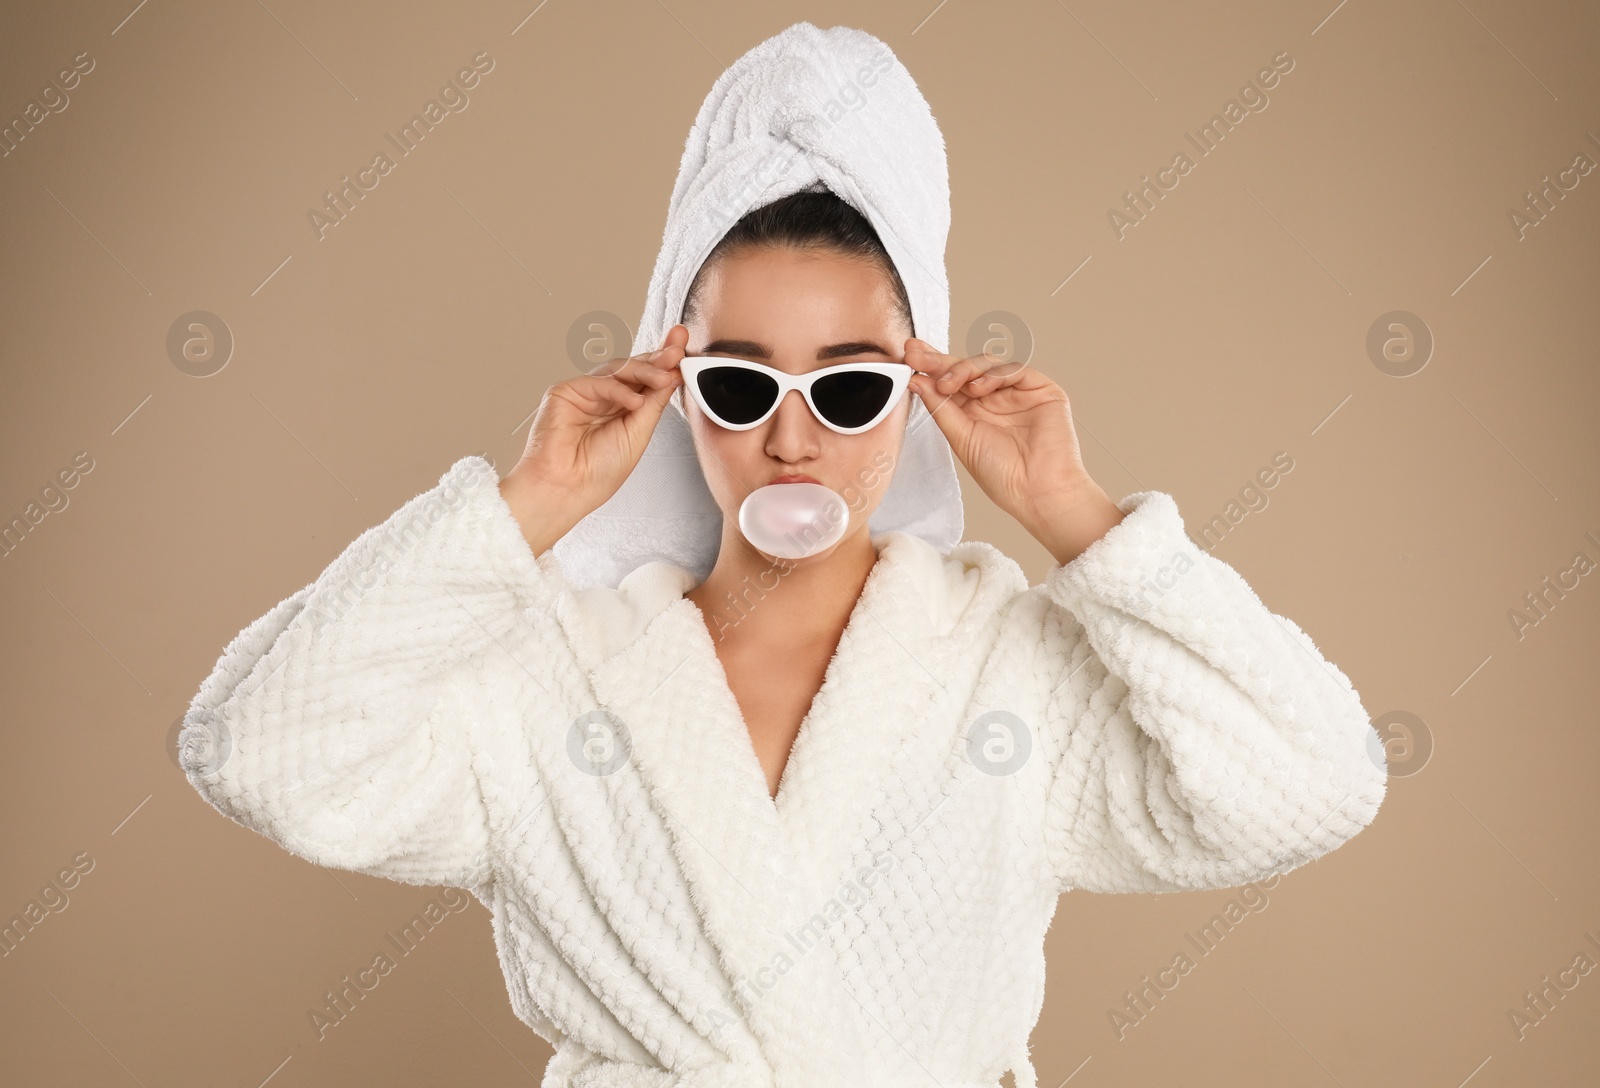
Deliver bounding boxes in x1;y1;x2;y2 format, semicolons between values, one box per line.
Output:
905;338;959;380
583;367;680;419
913;370;979;413
907;338;991;394
645;323;690;371
591;325;689;379
609;328;689;394
619;363;682;445
660;323;690;354
564;374;649;416
911;338;1032;395
945;351;1023;391
960;359;1031;395
908;371;975;451
609;338;686;397
935;357;988;393
610;356;681;391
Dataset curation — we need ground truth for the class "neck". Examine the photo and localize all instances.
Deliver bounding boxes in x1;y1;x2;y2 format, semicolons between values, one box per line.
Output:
687;526;880;648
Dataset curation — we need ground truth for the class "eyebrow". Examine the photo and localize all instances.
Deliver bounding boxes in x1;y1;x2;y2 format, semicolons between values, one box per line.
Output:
699;338;896;361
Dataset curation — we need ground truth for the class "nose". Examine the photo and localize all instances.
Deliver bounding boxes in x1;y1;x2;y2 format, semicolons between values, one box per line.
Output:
763;389;822;461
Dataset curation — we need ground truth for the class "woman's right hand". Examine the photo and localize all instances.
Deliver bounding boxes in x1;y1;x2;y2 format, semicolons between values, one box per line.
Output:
497;324;689;556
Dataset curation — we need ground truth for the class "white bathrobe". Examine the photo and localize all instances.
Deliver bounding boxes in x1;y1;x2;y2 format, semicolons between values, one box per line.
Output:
179;454;1388;1088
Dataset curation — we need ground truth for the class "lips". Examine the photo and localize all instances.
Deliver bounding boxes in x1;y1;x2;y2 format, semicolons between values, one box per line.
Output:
769;474;821;485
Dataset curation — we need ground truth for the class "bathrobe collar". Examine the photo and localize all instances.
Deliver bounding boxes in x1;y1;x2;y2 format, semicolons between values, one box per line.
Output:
562;527;978;1076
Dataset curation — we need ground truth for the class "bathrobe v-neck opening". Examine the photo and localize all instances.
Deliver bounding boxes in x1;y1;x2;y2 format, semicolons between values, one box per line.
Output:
675;540;896;827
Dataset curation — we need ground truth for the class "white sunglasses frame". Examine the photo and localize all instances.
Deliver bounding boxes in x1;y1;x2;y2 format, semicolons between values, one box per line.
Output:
677;356;914;436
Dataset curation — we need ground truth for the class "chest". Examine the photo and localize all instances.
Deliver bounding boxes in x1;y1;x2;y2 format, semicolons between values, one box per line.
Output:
715;640;834;801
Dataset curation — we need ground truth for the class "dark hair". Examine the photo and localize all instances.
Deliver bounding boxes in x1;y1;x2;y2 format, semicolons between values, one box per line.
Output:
680;188;914;335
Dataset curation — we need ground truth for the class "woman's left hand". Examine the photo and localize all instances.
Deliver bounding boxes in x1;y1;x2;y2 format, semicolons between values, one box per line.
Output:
905;337;1125;564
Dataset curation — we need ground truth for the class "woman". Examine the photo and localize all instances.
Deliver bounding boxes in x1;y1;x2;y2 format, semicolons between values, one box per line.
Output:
179;23;1387;1088
508;187;1131;805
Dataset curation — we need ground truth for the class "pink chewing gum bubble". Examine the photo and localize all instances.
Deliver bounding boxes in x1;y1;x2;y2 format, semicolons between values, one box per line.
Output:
738;482;849;559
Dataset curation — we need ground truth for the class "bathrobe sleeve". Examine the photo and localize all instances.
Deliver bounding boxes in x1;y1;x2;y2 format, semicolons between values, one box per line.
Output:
1034;490;1388;895
178;455;563;890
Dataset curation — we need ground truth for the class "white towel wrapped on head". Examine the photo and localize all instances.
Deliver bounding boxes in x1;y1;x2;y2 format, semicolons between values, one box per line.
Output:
634;21;954;357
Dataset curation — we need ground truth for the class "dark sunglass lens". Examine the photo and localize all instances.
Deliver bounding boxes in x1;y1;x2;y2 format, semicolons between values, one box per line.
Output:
697;366;779;425
812;370;894;429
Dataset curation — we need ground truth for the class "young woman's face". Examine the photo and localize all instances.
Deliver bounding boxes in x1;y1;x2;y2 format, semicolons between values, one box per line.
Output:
681;245;914;558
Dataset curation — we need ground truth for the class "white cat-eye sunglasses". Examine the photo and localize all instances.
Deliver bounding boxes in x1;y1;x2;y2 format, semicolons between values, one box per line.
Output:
677;356;914;436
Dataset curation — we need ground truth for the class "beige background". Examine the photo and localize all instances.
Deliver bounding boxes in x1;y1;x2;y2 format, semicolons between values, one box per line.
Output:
2;0;1597;1084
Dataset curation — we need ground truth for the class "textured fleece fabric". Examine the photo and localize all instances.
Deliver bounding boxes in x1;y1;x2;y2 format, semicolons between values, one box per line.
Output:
179;454;1388;1088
